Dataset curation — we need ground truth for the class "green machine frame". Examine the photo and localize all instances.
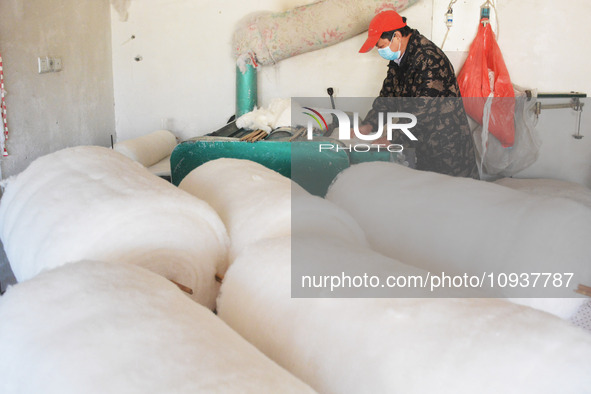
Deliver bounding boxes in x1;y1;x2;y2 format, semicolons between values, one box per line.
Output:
171;126;393;197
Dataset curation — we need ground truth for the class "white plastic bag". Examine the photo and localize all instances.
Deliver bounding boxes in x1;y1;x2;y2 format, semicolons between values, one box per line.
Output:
472;86;541;179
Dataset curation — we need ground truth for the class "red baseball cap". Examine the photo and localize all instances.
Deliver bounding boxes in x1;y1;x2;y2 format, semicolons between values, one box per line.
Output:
359;10;407;53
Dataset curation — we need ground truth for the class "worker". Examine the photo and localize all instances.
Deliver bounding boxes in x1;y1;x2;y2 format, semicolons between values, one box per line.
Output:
358;10;478;179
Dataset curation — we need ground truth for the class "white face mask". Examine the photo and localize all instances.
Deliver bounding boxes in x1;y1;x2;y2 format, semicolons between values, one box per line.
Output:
377;36;401;61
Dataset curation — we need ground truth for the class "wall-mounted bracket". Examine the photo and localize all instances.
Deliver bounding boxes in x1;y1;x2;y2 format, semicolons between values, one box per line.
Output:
533;92;586;140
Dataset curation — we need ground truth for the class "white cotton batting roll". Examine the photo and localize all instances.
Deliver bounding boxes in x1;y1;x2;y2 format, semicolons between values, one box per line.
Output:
0;146;228;309
217;236;591;394
179;158;291;261
325;162;591;319
179;159;369;261
0;261;315;394
113;129;177;167
495;177;591;210
291;182;368;247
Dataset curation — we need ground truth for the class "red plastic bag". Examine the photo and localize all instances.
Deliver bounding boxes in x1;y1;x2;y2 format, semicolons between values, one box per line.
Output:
457;23;515;147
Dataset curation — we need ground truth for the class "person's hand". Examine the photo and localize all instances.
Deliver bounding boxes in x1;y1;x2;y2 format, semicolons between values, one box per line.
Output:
359;124;373;135
354;124;373;136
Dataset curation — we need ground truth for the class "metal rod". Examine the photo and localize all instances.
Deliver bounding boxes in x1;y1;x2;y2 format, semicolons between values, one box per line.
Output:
537;103;574;110
573;101;584;139
534;97;584;139
537;92;586;98
326;87;338;137
327;87;336;110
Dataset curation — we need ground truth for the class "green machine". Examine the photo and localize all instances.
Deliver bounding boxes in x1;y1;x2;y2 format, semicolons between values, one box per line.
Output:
170;122;393;197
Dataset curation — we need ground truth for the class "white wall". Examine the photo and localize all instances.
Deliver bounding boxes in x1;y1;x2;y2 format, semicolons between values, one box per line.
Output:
433;0;591;95
0;0;115;178
432;0;591;186
110;0;591;186
110;0;431;141
515;98;590;186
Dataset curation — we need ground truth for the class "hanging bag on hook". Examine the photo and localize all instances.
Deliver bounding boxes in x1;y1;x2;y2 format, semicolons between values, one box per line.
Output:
457;22;515;147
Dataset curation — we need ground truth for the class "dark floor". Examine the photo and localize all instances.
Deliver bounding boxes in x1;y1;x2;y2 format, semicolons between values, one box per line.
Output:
0;240;16;294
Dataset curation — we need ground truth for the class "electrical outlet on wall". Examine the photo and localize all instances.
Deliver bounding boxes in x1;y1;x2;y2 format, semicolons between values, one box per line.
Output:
37;56;63;73
52;57;62;71
38;56;51;73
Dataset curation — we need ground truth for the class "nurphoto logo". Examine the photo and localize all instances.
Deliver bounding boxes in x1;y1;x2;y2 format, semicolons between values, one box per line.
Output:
302;107;418;153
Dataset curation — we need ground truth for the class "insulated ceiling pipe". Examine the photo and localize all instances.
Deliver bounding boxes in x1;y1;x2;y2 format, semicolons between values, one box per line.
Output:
233;0;419;117
233;0;419;66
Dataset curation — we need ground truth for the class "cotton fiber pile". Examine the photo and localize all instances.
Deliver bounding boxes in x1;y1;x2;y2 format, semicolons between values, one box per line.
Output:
0;261;315;394
192;160;591;392
217;236;591;394
291;182;368;246
179;158;292;260
325;162;591;319
294;179;435;298
236;98;310;132
0;146;228;309
113;129;177;176
180;157;423;293
179;159;371;261
495;177;591;209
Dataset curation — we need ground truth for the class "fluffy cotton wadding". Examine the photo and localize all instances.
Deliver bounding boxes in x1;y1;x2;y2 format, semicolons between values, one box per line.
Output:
236;98;315;132
495;177;591;210
113;129;177;168
0;146;229;309
326;161;591;319
218;236;591;394
0;261;314;394
179;158;292;262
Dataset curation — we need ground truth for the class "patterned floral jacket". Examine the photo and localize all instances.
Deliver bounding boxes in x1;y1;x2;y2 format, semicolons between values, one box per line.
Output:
364;30;478;178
